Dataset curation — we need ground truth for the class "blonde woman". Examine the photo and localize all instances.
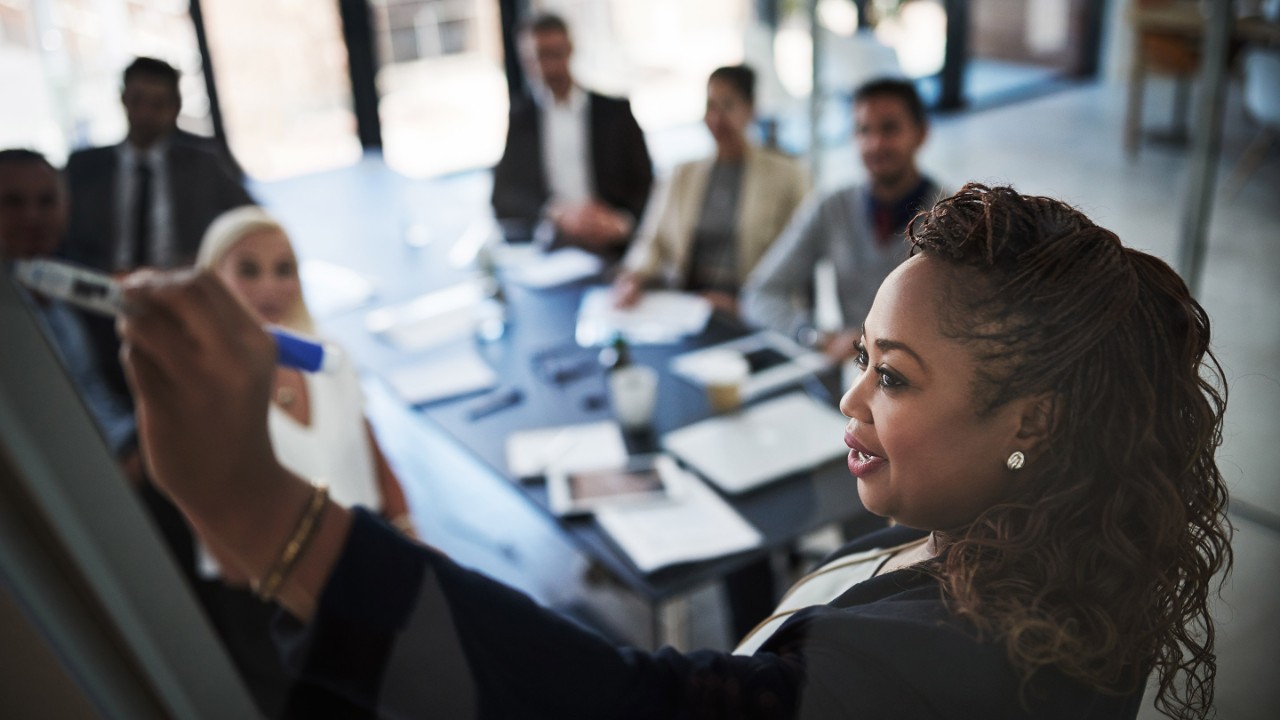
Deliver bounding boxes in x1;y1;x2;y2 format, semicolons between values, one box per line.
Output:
194;205;412;716
196;206;413;540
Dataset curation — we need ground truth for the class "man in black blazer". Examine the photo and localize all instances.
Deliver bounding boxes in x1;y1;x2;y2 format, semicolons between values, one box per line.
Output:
492;13;653;261
61;57;252;273
61;57;253;403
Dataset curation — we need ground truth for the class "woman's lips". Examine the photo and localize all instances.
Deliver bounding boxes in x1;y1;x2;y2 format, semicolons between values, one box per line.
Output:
256;306;284;323
845;430;887;478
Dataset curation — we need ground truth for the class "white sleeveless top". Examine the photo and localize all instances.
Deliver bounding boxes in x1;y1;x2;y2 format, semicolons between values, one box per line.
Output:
267;360;380;510
197;360;380;578
733;537;927;656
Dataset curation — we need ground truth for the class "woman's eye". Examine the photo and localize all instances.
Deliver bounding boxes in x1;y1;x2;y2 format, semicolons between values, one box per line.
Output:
876;367;906;389
853;346;869;369
238;263;259;279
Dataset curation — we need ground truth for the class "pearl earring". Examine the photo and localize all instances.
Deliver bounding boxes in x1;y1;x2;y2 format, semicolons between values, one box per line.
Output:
1006;451;1025;471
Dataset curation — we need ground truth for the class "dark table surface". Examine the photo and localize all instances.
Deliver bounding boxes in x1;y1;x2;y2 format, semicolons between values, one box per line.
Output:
408;275;870;603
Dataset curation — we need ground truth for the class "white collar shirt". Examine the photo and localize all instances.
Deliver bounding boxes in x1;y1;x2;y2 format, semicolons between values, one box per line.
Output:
537;84;592;205
115;138;175;270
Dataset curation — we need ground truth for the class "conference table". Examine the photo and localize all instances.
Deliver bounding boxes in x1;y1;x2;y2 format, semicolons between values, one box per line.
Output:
367;275;876;646
262;160;878;646
413;276;871;600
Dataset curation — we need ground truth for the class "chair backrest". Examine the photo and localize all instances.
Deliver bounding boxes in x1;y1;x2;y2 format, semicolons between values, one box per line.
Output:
1132;0;1201;75
1244;49;1280;127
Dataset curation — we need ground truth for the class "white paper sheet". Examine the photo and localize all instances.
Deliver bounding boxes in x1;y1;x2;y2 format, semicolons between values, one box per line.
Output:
595;464;763;573
384;345;498;405
505;421;630;478
575;287;712;346
501;246;603;288
300;260;376;318
364;278;496;351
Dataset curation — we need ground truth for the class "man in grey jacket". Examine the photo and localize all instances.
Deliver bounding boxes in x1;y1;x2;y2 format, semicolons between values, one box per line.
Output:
742;78;942;362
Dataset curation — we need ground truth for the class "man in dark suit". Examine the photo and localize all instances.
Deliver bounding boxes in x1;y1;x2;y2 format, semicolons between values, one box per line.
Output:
492;13;653;260
61;56;252;273
61;57;253;404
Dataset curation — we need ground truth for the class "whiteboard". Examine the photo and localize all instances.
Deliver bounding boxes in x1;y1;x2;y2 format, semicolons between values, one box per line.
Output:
0;274;259;717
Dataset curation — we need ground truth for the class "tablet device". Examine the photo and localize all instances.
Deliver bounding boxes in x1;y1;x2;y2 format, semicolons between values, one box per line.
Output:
547;454;677;517
669;331;830;402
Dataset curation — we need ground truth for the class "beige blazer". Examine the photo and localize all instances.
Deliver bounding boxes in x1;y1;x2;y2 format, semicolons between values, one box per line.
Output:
622;144;809;288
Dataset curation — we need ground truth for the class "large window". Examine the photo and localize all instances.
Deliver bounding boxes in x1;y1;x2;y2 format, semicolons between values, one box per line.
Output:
859;0;1100;108
534;0;750;163
371;0;509;178
0;0;206;164
200;0;362;181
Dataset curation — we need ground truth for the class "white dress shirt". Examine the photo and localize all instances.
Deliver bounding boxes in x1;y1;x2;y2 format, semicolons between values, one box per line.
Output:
538;85;592;205
114;139;176;270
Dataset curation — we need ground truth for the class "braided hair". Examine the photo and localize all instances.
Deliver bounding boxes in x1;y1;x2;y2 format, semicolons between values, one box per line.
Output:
908;183;1231;719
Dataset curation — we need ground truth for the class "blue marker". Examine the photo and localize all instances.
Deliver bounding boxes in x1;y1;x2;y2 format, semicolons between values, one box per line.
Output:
12;258;341;374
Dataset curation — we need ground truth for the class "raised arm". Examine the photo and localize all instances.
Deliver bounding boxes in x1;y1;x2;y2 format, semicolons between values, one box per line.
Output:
117;269;349;621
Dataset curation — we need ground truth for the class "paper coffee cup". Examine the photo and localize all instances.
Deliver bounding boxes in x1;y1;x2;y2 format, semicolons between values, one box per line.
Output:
697;350;750;413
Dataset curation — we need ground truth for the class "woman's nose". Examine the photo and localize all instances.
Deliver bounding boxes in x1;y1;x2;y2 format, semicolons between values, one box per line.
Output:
838;367;873;423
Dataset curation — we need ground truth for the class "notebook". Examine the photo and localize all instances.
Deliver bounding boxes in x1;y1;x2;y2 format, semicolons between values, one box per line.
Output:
661;392;849;494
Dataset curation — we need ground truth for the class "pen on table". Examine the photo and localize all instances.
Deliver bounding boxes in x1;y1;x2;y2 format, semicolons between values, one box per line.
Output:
468;387;524;420
12;258;341;374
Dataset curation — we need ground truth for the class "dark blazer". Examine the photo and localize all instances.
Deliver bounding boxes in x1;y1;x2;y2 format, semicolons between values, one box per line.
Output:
61;140;253;271
60;139;253;403
277;510;1145;719
491;90;654;242
172;128;246;182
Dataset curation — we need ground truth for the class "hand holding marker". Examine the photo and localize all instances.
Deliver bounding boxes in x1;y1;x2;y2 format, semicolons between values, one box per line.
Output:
13;258;340;373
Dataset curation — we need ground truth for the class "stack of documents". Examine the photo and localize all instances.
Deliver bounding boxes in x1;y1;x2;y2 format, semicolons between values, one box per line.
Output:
364;278;496;351
498;246;604;289
384;344;498;406
661;392;850;494
575;287;712;346
595;464;762;573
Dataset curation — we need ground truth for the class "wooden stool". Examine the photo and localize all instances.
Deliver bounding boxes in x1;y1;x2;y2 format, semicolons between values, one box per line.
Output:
1124;1;1204;156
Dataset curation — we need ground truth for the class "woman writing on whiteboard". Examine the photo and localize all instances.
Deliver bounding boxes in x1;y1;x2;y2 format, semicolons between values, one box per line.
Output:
121;184;1230;719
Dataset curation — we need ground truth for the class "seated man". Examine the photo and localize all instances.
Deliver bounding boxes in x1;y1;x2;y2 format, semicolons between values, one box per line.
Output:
491;13;653;261
742;78;944;363
1;148;204;585
0;149;135;460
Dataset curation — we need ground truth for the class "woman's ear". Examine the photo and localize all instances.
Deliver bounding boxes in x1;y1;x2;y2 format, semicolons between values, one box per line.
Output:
1015;392;1060;454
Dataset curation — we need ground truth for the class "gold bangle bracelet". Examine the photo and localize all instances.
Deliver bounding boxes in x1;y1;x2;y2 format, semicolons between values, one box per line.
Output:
256;483;329;603
390;513;415;534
